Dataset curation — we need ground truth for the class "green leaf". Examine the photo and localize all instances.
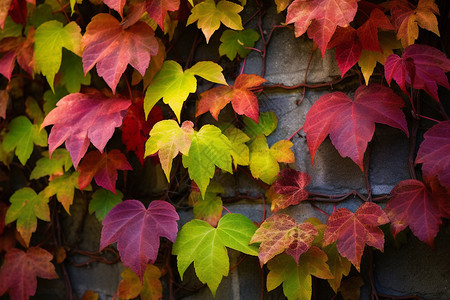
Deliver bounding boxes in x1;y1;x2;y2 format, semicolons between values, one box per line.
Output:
219;29;260;60
267;248;333;300
144;60;227;122
182;125;233;197
42;171;83;214
27;4;67;31
59;50;91;93
30;149;73;180
0;16;23;40
3;116;48;165
25;97;44;124
248;135;294;184
172;213;258;296
243;111;278;138
145;120;194;181
34;20;82;91
89;189;123;222
5;188;50;247
189;182;225;227
223;127;250;168
43;86;69;115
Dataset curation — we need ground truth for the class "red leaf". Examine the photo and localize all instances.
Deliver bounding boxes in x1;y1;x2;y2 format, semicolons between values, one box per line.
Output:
356;8;394;52
100;200;179;280
286;0;358;56
103;0;127;17
0;247;58;300
81;14;159;93
323;202;389;270
0;27;35;80
196;73;266;123
303;84;408;170
145;0;180;31
415;120;450;189
78;150;132;193
41;91;131;169
385;44;450;101
122;99;163;164
386;179;442;247
8;0;26;27
271;168;311;212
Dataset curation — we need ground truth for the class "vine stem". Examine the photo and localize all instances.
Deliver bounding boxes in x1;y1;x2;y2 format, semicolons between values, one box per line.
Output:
223;206;232;214
288;125;303;141
261;73;355;90
297;44;317;106
55;0;70;23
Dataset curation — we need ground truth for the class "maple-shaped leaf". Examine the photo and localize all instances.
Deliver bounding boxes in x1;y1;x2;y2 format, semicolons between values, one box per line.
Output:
219;29;260;60
266;248;333;300
243;111;278;138
187;0;243;43
416;121;450;189
59;50;91;93
122;99;163;165
390;0;440;48
144;60;227;122
386;179;445;247
41;91;131;169
0;27;34;80
34;20;81;90
385;44;450;102
324;243;351;293
5;188;50;246
43;171;86;214
182;125;233;197
0;247;58;300
82;13;159;93
77;150;132;193
250;214;318;264
132;38;166;89
249;135;294;184
189;182;224;227
197;73;267;123
118;264;162;300
100;200;178;280
271;168;311;212
286;0;358;56
358;32;402;85
323;202;389;270
223;127;250;168
303;84;408;170
30;149;72;180
145;0;180;31
145;120;194;181
172;213;258;296
3;116;47;165
89;189;122;222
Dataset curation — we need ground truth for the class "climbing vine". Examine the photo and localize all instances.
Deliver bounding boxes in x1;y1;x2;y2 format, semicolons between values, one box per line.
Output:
0;0;449;299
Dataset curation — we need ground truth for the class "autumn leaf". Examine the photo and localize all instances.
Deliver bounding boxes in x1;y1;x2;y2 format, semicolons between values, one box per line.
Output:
416;121;450;189
30;149;72;180
0;27;34;80
144;60;227;122
182;125;233;197
145;0;180;31
323;202;389;270
100;200;179;280
275;0;291;13
390;0;440;48
187;0;243;43
118;264;162;300
43;171;83;214
249;135;294;184
145;120;194;181
103;0;126;17
89;189;122;222
41;91;131;169
196;73;267;123
271;168;311;212
131;38;166;89
77;150;132;193
0;247;58;300
286;0;358;55
34;20;81;90
243;111;278;138
266;248;333;300
122;99;163;164
303;84;408;170
223;127;250;168
3;116;47;165
5;188;50;246
324;243;351;293
189;182;224;227
172;213;258;296
219;29;260;60
81;13;159;93
385;44;450;101
386;179;444;247
250;214;318;264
